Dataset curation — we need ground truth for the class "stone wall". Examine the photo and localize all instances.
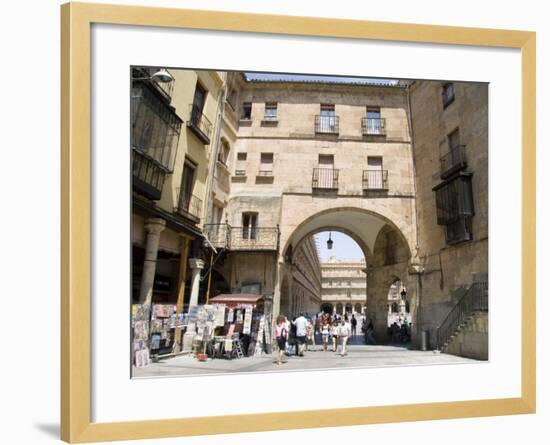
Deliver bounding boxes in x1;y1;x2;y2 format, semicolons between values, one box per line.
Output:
443;312;488;360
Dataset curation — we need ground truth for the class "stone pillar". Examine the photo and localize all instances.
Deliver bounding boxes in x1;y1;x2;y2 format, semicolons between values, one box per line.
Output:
138;218;166;306
188;258;205;308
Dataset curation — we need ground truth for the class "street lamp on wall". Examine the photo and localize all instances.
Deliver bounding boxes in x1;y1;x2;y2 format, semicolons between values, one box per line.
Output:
327;232;333;250
132;68;174;83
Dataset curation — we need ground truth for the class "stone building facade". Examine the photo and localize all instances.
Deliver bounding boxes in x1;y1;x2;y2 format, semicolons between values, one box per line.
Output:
132;69;488;358
406;80;488;354
320;257;367;315
131;68;226;351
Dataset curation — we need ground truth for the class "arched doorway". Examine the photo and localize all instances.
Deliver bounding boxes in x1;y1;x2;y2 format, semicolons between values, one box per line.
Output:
354;303;362;314
278;206;415;344
321;302;334;314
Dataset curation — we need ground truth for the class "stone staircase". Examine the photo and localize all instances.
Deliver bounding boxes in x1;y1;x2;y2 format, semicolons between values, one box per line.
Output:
436;281;488;360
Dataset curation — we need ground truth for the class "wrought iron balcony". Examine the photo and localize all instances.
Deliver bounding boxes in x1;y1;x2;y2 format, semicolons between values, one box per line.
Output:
315;115;339;134
175;190;202;223
187;104;213;144
131;82;182;200
204;224;280;251
234;169;247;177
440;145;467;179
363;170;389;190
312;168;339;190
361;117;386;136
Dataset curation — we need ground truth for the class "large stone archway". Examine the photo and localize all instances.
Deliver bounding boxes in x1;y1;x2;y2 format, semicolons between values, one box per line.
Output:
274;205;420;343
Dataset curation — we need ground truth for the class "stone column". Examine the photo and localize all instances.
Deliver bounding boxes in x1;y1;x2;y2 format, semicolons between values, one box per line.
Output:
188;258;205;308
138;218;166;307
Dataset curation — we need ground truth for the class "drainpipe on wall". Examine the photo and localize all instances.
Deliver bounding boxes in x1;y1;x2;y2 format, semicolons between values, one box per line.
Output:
405;82;424;345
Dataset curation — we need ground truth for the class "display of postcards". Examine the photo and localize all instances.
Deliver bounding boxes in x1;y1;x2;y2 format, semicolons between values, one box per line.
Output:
133;340;146;352
151;334;161;350
188;305;200;322
236;310;243;323
214;305;226;326
151;319;162;333
243;307;253;335
135;349;150;368
227;309;234;323
133;321;149;340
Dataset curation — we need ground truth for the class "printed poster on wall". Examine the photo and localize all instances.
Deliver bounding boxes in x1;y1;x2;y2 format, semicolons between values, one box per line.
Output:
243;306;253;335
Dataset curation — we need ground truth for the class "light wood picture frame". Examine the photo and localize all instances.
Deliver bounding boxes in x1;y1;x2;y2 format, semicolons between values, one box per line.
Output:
61;2;536;442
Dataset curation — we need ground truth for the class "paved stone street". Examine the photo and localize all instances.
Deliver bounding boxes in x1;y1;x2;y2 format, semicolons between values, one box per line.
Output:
133;341;479;378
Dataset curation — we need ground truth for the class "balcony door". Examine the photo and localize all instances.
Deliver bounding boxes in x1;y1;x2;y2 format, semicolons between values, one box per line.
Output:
367;157;384;189
366;106;382;134
320;104;336;132
242;212;258;240
318;154;335;188
180;159;196;213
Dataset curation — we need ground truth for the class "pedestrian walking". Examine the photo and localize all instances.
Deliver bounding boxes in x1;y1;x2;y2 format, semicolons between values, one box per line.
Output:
338;318;350;356
305;318;316;351
294;313;308;356
351;314;357;337
331;320;339;352
321;323;330;352
274;315;287;365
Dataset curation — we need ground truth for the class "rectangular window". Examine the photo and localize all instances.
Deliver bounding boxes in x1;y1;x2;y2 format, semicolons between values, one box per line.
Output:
264;103;277;120
365;156;386;189
218;141;230;165
365;106;384;135
241;102;252;119
178;159;197;216
235;153;247;176
434;174;474;244
193;83;206;112
242;212;258;240
259;153;274;176
442;82;455;108
316;104;337;133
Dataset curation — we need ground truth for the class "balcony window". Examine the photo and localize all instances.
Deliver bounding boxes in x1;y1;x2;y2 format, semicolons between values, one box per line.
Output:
259;153;274;176
175;160;202;222
241;102;252;120
264;103;278;120
362;107;386;135
218;140;230;166
187;83;212;144
131;82;182;200
363;157;388;190
434;173;474;244
235;152;247;176
440;129;467;178
242;213;258;240
442;82;455;108
315;104;339;134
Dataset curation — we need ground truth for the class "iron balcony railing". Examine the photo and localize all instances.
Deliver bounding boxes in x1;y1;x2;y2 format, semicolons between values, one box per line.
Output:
440;145;467;179
257;169;274;177
363;170;389;190
315;115;340;134
312;168;339;190
204;223;280;251
131;149;167;201
361;117;386;136
131;81;182;200
187;104;213;144
234;169;246;176
436;281;488;351
175;189;202;222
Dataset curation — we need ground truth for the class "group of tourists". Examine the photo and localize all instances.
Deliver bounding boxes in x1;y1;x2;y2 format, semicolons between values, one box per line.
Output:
274;312;363;365
388;319;411;343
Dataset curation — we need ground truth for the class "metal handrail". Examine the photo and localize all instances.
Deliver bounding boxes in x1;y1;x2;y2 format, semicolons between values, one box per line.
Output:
188;104;213;141
312;168;339;189
363;170;389;190
361;117;386;135
175;189;202;221
440;145;467;178
204;223;280;251
315;115;340;134
436;281;488;350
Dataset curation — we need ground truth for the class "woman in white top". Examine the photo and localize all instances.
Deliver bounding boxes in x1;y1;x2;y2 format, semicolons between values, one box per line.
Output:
331;321;339;352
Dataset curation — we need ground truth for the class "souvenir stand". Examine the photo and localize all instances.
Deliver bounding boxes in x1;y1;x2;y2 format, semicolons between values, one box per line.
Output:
206;294;273;359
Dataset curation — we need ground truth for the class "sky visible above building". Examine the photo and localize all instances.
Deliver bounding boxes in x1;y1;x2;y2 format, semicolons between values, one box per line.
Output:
314;231;364;262
245;72;399;85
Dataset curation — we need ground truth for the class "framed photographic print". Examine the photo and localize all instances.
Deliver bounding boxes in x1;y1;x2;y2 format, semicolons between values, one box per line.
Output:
61;2;536;443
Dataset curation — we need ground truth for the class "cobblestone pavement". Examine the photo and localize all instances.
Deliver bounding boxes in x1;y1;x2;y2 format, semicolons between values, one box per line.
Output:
133;341;480;378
